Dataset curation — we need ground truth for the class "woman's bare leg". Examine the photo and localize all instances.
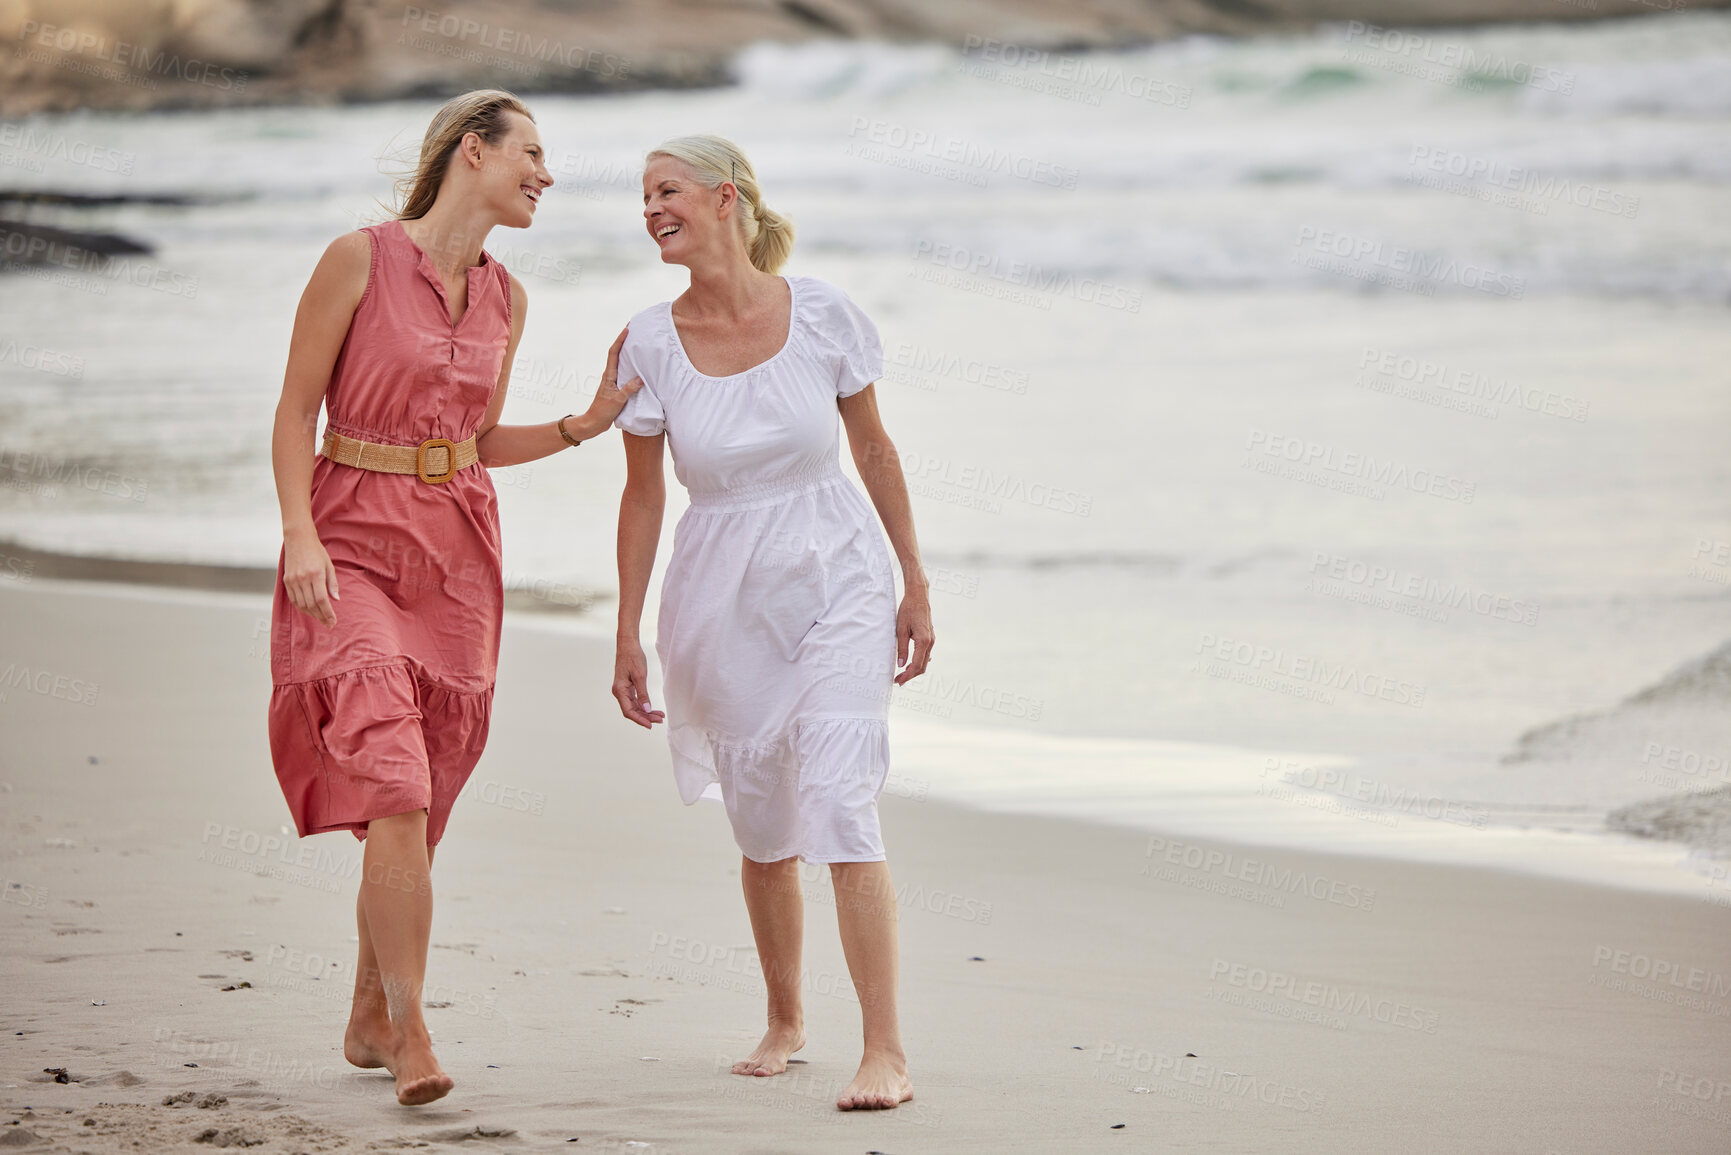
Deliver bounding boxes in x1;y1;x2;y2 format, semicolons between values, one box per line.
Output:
344;840;438;1071
830;860;912;1110
343;885;391;1069
351;809;452;1105
733;855;806;1076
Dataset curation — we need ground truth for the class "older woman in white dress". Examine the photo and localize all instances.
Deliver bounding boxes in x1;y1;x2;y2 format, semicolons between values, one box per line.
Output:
611;135;933;1111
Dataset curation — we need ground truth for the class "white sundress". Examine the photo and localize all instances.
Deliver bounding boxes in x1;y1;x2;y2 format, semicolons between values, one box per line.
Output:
614;274;898;863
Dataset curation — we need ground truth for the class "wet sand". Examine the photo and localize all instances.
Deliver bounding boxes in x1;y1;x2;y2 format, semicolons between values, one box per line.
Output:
2;576;1728;1152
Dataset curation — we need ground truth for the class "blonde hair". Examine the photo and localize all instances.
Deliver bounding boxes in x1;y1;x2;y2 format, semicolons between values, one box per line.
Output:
647;134;794;274
397;90;534;221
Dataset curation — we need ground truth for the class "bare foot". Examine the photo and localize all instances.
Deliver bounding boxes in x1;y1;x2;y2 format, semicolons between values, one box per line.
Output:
837;1050;912;1111
388;1033;454;1106
731;1021;805;1077
342;1016;392;1070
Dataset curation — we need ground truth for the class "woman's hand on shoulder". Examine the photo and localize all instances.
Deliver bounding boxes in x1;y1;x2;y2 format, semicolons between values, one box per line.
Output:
613;634;665;728
579;326;645;434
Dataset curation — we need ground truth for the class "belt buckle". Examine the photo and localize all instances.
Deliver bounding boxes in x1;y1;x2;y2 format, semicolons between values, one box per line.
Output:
416;437;457;484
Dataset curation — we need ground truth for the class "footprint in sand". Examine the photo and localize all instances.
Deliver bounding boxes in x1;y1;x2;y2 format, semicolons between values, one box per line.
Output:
190;1125;263;1146
419;1125;518;1143
0;1104;343;1151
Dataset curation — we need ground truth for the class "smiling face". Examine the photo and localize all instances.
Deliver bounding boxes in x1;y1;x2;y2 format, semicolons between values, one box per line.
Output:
472;110;552;229
642;155;736;268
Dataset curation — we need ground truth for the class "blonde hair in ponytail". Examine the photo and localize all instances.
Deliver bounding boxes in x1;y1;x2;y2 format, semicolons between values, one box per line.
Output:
646;134;794;273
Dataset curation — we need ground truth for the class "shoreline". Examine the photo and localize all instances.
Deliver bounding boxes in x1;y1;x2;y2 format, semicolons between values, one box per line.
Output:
0;538;603;615
2;577;1728;1152
0;541;1719;896
885;712;1727;901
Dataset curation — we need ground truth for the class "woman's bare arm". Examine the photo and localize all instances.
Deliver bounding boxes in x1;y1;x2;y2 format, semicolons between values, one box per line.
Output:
839;384;934;685
613;430;668;727
475;279;641;467
271;231;370;627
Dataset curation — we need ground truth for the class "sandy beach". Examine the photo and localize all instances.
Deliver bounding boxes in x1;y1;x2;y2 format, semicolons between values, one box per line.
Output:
5;2;1731;1150
3;575;1728;1153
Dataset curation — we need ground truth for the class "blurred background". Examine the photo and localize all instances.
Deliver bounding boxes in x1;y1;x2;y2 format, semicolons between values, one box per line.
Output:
3;0;1730;889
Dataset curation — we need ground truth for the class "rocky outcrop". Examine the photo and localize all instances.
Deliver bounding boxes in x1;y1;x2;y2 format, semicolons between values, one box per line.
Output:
0;0;1720;114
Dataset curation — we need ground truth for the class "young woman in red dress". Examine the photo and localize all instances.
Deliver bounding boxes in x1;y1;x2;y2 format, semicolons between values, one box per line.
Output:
268;90;640;1105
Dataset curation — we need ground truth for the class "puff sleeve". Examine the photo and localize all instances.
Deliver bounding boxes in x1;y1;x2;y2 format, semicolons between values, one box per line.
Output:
806;279;883;398
612;335;665;437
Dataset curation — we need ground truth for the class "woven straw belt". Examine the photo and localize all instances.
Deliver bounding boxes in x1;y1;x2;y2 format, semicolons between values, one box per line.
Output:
320;430;479;484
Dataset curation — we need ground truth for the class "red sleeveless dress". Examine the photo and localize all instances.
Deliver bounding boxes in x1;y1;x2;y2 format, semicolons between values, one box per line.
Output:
268;219;509;846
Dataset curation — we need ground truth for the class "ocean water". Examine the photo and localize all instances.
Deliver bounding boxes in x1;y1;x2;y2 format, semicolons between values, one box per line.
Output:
3;12;1730;892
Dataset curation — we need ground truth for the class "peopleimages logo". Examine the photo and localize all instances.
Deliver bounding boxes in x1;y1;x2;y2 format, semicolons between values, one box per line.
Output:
958;36;1193;109
397;7;630;78
886;341;1030;395
883;446;1094;517
0;125;135;175
910;240;1143;313
1357;347;1588;421
0;226;198;299
1195;632;1425;709
1092;1043;1326;1114
1591;945;1731;999
1260;758;1487;828
1406;145;1639;219
1307;552;1538;627
1293;226;1525;298
1338;21;1575;95
0;338;85;379
1208;958;1441;1032
0;663;99;706
18;20;248;91
1143;836;1377;911
1244;429;1475;505
847;117;1080;190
